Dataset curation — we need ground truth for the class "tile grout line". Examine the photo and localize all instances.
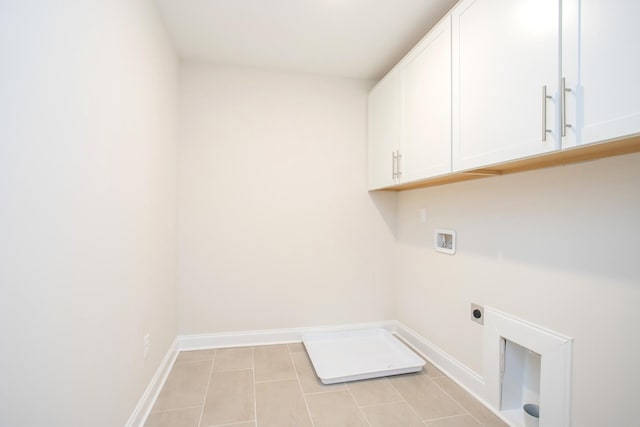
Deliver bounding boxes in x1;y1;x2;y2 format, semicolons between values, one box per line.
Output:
393;336;448;380
424;413;477;422
175;358;219;366
251;346;258;427
254;376;298;384
196;352;217;427
150;404;203;413
302;387;346;396
212;366;258;373
185;344;493;427
429;377;486;426
289;347;316;427
344;383;372;427
357;399;408;409
211;420;259;427
386;373;431;424
289;348;315;427
416;339;497;426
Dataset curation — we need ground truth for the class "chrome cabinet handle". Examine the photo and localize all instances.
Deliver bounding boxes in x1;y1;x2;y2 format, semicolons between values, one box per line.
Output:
561;77;572;137
542;85;552;141
391;150;402;180
392;151;397;179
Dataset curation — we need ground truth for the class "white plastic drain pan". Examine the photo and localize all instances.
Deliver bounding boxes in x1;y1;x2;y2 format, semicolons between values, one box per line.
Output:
302;328;425;384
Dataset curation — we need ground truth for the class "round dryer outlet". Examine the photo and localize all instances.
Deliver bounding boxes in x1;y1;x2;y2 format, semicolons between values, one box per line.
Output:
470;303;484;325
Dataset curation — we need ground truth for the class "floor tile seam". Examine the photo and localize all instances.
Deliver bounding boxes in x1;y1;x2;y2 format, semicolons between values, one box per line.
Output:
433;380;497;426
288;349;316;427
212;366;255;373
303;388;348;396
149;404;203;414
203;417;255;427
196;353;217;427
426;372;447;379
253;346;290;355
430;377;478;421
357;399;408;409
458;410;484;426
254;375;298;384
289;354;317;382
421;374;471;419
205;420;256;427
174;359;216;366
424;413;474;422
344;383;373;427
346;376;403;408
253;349;297;383
394;335;448;380
287;342;304;353
213;368;255;374
251;346;258;427
386;374;434;423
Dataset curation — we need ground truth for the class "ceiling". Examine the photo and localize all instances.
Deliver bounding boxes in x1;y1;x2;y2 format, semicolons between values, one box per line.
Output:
155;0;458;81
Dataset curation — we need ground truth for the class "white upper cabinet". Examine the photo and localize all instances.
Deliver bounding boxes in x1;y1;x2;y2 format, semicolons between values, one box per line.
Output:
369;0;640;191
401;16;452;183
368;70;401;190
452;0;560;171
562;0;640;148
368;17;452;190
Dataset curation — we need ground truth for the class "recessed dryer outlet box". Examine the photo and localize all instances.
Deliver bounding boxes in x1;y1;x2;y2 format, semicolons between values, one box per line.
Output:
435;229;456;254
471;303;484;325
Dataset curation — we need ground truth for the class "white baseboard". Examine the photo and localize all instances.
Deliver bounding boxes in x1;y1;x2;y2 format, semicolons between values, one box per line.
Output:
131;321;511;427
177;320;397;350
125;339;178;427
393;321;513;426
392;321;485;396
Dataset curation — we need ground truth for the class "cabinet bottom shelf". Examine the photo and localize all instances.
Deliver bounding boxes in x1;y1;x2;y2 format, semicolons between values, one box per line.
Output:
374;134;640;192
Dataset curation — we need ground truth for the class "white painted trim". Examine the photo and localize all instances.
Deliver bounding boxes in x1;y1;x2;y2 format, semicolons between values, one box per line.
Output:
177;320;397;351
393;321;484;395
132;320;524;427
483;307;572;427
125;338;178;427
393;321;513;426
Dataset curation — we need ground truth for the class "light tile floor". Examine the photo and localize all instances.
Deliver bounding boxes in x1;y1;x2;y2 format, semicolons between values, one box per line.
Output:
144;342;508;427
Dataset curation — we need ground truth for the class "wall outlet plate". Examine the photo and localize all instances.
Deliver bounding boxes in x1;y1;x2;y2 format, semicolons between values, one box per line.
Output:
435;229;456;254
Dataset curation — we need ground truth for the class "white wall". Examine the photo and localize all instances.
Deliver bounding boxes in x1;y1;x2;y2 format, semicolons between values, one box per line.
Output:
4;3;637;426
178;63;397;334
395;153;640;427
0;1;178;426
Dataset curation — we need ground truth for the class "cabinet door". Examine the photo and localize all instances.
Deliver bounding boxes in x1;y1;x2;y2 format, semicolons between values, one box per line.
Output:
452;0;559;171
401;16;452;182
562;0;640;148
368;71;401;190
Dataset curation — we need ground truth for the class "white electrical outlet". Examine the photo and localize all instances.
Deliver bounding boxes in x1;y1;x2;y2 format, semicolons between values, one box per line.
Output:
143;333;150;359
